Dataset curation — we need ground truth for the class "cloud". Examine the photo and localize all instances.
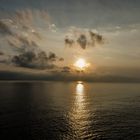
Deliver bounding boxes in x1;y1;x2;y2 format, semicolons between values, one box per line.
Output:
65;27;105;49
11;49;61;69
0;66;140;82
65;36;74;47
14;9;33;25
0;11;47;47
17;35;39;47
13;9;50;28
0;9;65;70
12;51;36;68
48;52;57;61
0;20;13;35
61;66;71;73
0;51;4;55
89;31;104;45
0;12;42;50
77;34;87;49
59;57;64;61
0;9;51;47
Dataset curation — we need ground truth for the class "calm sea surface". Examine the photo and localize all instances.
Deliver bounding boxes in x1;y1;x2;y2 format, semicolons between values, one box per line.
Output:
0;82;140;140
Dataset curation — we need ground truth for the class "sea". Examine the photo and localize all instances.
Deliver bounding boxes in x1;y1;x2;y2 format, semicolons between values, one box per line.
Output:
0;82;140;140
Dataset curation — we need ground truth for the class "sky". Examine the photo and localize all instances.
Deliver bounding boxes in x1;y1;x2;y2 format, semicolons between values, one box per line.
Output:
0;0;140;81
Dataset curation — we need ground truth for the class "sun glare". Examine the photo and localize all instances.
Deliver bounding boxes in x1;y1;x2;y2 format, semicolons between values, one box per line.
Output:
74;58;89;70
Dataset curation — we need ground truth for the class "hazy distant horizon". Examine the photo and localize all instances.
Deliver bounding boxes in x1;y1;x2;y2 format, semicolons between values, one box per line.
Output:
0;67;140;82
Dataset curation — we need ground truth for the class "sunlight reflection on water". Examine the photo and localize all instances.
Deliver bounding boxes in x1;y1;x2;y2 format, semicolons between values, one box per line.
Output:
76;82;84;94
67;82;93;139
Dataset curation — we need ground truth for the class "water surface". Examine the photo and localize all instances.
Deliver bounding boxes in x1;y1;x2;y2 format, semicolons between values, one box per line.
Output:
0;82;140;139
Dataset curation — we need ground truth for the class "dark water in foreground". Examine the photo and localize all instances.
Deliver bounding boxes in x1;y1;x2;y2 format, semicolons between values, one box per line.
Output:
0;82;140;140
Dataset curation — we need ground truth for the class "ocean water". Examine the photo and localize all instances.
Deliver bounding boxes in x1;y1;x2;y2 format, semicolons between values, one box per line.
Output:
0;82;140;140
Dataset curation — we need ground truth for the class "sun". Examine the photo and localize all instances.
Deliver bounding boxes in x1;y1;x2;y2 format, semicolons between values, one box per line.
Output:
74;58;89;70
